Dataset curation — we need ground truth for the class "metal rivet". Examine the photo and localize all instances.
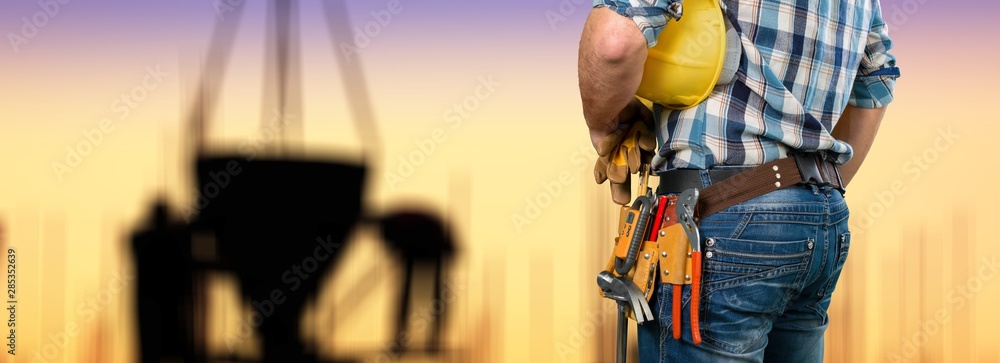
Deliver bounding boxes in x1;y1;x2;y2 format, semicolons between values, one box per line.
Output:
773;165;779;171
807;242;814;250
664;270;670;275
665;217;671;222
685;275;691;281
687;252;692;257
706;238;715;246
775;173;781;179
775;182;782;188
662;251;668;258
644;253;651;260
706;251;714;259
659;231;666;237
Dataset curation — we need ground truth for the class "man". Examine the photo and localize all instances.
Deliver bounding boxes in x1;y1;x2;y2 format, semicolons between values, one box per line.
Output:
579;0;898;361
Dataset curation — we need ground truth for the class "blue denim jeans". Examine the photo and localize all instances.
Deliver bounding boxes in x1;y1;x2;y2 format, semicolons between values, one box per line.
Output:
638;184;851;363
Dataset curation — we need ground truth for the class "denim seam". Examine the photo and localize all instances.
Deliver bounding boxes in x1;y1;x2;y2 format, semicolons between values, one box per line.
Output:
806;303;830;326
713;203;831;209
712;249;812;260
713;236;815;245
657;284;668;363
817;232;851;298
704;260;805;275
816;235;829;282
829;213;850;226
702;262;809;294
739;220;826;227
711;212;827;218
728;212;753;239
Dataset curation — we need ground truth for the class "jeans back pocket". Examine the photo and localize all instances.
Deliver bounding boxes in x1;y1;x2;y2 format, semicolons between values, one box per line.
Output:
702;236;812;293
699;236;813;354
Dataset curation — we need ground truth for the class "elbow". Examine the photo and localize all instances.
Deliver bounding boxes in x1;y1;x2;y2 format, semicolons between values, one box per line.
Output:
594;28;645;65
582;9;647;66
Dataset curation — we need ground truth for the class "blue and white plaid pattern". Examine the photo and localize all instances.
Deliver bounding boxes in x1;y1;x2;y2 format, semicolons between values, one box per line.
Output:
593;0;900;171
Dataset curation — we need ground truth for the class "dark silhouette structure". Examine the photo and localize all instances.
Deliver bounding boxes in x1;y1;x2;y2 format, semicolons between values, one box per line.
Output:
194;157;365;362
377;210;456;355
132;202;197;363
129;2;457;362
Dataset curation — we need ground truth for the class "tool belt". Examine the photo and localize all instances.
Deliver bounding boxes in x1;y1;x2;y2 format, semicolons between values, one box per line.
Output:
598;152;844;347
657;152;844;216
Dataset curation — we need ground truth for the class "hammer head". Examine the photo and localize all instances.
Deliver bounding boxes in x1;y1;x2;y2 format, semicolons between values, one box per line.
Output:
597;271;656;324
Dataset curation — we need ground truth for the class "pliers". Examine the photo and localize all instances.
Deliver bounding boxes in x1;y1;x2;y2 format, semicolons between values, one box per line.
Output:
673;188;703;344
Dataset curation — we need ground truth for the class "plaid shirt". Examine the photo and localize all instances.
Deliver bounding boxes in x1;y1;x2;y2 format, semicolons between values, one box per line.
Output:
594;0;900;171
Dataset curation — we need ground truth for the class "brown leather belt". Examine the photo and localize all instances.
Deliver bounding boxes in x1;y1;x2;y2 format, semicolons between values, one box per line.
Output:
657;152;844;218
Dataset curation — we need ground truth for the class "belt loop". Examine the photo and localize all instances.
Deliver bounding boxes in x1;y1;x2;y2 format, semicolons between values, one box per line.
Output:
698;169;713;188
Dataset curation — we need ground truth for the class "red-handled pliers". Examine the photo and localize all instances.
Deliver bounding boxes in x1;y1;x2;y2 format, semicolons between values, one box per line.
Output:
675;188;703;345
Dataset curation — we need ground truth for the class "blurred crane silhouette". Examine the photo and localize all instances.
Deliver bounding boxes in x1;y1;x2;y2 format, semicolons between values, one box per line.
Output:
376;209;456;355
129;2;458;362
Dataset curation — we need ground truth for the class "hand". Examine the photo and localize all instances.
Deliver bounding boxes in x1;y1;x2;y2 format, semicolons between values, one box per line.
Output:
590;98;654;150
593;99;656;204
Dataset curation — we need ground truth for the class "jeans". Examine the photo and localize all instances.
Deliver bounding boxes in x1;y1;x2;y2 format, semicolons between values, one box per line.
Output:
638;184;851;363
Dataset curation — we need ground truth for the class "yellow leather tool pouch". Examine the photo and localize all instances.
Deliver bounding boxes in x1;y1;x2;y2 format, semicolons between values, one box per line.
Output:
631;238;660;301
657;223;694;286
601;237;660;321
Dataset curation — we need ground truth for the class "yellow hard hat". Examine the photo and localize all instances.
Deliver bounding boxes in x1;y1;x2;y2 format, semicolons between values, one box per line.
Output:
636;0;732;110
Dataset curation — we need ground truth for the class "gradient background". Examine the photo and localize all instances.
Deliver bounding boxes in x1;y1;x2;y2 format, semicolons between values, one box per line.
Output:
0;0;996;362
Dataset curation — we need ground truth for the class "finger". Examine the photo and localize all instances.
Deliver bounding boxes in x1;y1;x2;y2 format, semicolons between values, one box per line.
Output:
596;128;627;156
626;145;641;174
607;161;629;184
638;131;657;152
609;143;628;167
594;157;609;184
611;178;632;205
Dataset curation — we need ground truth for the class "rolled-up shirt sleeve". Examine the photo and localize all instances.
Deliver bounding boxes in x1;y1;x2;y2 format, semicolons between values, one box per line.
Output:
849;1;900;108
593;0;681;47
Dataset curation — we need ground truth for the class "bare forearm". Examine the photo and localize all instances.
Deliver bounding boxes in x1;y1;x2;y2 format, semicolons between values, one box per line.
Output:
578;8;648;146
831;105;887;186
